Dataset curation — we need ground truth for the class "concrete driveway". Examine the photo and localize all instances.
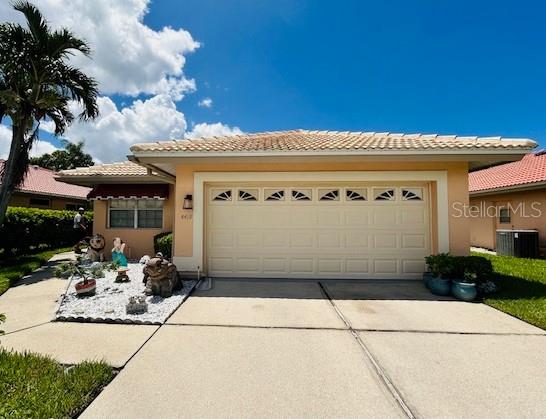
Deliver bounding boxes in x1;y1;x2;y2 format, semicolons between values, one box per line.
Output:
82;279;546;419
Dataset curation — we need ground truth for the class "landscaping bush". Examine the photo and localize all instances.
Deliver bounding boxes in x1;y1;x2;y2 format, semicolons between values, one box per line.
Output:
0;207;93;256
449;255;493;282
154;232;172;259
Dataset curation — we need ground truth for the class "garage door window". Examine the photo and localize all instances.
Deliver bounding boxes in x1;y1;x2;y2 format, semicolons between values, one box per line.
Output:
401;188;423;201
212;190;232;201
374;188;395;201
265;189;285;201
238;189;258;201
319;189;340;201
291;189;312;201
346;189;367;201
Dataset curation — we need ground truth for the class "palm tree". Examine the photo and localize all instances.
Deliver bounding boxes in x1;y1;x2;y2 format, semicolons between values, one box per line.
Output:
0;1;98;226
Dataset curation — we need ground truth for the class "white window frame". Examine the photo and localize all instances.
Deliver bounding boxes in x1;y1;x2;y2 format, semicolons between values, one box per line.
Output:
108;199;164;229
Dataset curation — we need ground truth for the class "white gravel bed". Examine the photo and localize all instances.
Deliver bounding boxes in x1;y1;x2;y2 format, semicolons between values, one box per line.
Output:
55;263;197;325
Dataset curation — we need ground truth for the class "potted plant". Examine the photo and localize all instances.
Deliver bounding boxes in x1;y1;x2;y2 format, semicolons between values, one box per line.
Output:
451;269;478;301
55;261;97;297
426;253;453;296
423;255;437;288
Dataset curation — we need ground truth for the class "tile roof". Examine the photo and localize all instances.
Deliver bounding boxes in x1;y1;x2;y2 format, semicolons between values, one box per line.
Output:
58;161;148;177
131;129;536;154
0;160;90;199
469;152;546;192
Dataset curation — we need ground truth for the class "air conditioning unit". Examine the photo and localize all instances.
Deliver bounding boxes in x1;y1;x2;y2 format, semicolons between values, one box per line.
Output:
496;229;539;258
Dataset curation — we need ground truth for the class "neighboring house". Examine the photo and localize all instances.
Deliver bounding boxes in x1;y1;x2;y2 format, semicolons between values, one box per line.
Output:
469;151;546;255
0;159;90;210
58;129;535;279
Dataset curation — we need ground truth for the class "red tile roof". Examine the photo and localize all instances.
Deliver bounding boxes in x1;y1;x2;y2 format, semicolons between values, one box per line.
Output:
0;160;91;199
469;152;546;193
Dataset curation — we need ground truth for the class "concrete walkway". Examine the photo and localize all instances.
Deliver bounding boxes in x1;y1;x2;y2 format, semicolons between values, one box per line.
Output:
0;252;157;367
82;279;546;419
2;267;546;417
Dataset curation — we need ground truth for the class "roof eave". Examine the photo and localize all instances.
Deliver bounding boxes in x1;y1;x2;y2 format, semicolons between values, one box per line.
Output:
470;181;546;196
131;148;534;159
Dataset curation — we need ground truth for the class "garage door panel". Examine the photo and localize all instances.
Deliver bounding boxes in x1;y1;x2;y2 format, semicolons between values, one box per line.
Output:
373;233;398;249
289;232;315;248
346;231;370;248
318;258;343;274
263;258;288;274
206;184;430;279
402;259;427;274
290;258;314;273
290;207;316;226
263;231;289;248
346;259;369;274
318;231;343;249
317;208;343;226
402;234;426;249
344;209;370;225
373;259;399;275
235;258;261;273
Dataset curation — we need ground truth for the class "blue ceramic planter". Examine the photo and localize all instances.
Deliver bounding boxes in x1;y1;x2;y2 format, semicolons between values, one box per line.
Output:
429;277;451;296
423;272;434;289
451;281;477;302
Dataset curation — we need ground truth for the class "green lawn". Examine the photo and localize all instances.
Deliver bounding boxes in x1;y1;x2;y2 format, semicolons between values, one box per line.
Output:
473;252;546;330
0;349;113;418
0;247;71;295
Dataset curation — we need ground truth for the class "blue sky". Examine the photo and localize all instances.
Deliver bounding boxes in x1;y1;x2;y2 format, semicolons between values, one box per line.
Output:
148;0;546;146
1;0;545;162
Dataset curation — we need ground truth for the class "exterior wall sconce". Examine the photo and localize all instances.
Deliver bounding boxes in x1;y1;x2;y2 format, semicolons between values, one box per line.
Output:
183;194;193;210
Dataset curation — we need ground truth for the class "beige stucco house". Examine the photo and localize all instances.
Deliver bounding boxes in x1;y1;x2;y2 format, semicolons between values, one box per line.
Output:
58;130;535;279
469;152;546;256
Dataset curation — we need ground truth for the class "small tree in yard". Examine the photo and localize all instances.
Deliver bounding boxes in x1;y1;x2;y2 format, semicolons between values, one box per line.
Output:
30;139;94;171
0;1;99;227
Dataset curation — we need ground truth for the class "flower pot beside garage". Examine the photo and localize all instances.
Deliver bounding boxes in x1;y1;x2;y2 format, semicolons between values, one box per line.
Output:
429;276;451;296
422;271;434;289
451;281;477;302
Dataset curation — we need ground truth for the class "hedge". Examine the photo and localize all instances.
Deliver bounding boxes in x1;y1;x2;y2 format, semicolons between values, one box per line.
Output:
449;255;494;282
153;232;172;259
0;207;93;256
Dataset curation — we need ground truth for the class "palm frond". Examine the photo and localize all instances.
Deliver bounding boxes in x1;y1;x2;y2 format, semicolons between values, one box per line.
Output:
49;28;91;58
11;1;49;45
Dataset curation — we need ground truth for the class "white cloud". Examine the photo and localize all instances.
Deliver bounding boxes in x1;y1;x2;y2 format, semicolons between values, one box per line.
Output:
58;95;187;163
0;0;200;100
186;122;243;139
198;97;213;108
0;124;59;159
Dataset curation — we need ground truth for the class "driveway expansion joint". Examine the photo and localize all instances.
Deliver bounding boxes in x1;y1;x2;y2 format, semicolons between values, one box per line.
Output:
163;322;348;331
353;328;546;336
318;281;417;419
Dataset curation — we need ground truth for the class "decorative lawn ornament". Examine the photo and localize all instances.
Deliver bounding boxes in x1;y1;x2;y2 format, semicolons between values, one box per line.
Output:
86;234;106;262
126;295;148;315
142;253;181;298
115;267;130;283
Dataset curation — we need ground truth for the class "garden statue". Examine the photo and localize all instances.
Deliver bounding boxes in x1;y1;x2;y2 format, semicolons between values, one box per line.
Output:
86;234;106;262
111;237;128;267
142;253;181;298
126;295;148;314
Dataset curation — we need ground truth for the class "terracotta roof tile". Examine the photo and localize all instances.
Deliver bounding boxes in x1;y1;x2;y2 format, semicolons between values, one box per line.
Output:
0;160;90;199
469;152;546;192
130;129;536;154
58;161;148;177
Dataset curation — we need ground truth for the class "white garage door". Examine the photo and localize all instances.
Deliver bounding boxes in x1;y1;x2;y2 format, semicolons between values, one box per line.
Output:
206;184;431;279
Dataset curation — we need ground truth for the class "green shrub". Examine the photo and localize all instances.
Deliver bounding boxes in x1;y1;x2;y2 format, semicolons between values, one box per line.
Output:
154;232;172;259
450;255;493;282
0;207;93;255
